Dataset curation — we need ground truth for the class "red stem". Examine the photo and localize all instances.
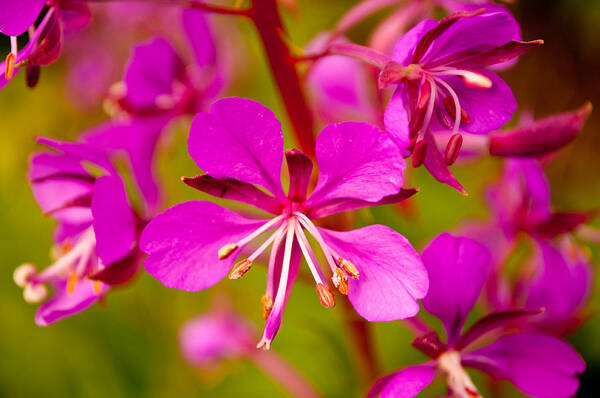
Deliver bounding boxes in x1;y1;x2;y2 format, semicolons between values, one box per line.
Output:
249;0;316;157
341;296;379;382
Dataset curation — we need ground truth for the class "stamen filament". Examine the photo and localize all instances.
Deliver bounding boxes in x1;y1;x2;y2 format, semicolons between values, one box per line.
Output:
294;222;325;285
248;223;287;262
293;212;337;272
265;222;288;299
10;36;18;56
419;78;437;136
235;215;285;248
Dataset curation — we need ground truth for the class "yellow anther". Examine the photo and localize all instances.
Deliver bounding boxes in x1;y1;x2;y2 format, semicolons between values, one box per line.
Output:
228;259;252;280
338;257;360;279
218;243;238;260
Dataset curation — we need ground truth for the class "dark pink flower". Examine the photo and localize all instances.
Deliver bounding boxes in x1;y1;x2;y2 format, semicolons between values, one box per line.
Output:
140;97;428;349
369;233;585;398
13;138;140;325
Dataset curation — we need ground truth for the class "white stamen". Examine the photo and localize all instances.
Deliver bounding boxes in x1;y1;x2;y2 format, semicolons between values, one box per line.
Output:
14;263;37;287
294;222;326;285
431;69;492;89
235;215;285;248
265;222;288;299
437;350;481;398
248;223;287;262
419;77;438;136
23;283;47;304
10;36;18;57
293;212;337;272
36;228;96;282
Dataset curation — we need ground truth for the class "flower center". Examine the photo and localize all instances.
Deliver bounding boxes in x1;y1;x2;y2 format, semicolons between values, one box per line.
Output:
437;350;481;398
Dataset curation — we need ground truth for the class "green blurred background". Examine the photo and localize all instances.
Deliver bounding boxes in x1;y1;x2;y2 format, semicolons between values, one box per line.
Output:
1;0;599;397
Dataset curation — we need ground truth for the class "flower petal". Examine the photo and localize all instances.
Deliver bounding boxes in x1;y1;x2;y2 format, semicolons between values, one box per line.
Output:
285;149;313;201
306;122;405;206
421;233;491;345
182;175;282;215
368;365;435;398
319;225;427;321
35;280;107;326
308;188;418;219
140;201;266;291
463;333;585;398
383;88;411;154
123;37;184;110
36;137;116;175
91;175;137;265
391;19;438;65
181;8;217;68
0;0;46;36
188;97;285;198
435;69;516;134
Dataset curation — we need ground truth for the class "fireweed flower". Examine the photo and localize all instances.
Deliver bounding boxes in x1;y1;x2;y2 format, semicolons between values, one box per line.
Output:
460;159;593;334
13;138;140;326
1;0;91;88
82;9;224;213
141;97;428;350
380;10;541;193
368;233;585;398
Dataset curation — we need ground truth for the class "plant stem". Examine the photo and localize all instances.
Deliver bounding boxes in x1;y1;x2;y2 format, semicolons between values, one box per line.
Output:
249;0;316;157
341;298;379;382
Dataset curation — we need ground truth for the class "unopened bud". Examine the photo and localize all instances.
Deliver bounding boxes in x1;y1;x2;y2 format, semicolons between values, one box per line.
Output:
218;243;238;260
261;294;273;320
332;268;349;295
412;139;427;168
316;283;335;308
23;283;47;303
14;263;37;287
4;52;16;80
338;257;360;279
444;134;463;165
228;259;252;280
25;64;41;88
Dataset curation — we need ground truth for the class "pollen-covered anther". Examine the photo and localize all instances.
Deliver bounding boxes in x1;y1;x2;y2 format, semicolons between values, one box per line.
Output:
23;283;47;304
218;243;238;260
13;263;37;287
316;283;335;308
261;294;273;320
338;257;359;279
228;259;253;280
4;52;16;80
332;268;349;295
458;69;492;89
67;273;79;295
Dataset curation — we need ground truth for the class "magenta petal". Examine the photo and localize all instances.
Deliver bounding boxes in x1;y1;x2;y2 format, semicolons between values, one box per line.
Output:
368;365;435;398
36;137;117;175
59;0;92;32
0;0;46;36
82;117;172;214
182;175;282;215
421;233;491;345
319;225;427;321
463;333;585;398
91;176;136;265
124;37;184;110
181;8;217;68
140;201;265;291
27;11;63;66
35;280;107;326
437;70;516;134
384;88;411;153
525;240;592;331
391;19;439;65
423;131;467;194
422;10;521;65
308;188;418;219
188;97;285;198
307;122;405;206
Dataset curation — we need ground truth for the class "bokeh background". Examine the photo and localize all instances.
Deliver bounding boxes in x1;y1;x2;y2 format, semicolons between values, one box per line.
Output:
1;0;599;397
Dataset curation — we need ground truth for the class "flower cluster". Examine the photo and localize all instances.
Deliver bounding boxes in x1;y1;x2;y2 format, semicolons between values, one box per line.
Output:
3;0;596;397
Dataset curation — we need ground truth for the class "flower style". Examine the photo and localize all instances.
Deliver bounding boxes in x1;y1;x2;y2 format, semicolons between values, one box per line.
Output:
82;8;224;213
381;9;541;192
368;233;585;398
13;137;141;326
1;0;91;89
141;97;428;350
